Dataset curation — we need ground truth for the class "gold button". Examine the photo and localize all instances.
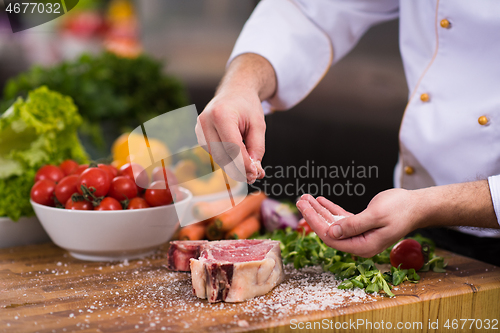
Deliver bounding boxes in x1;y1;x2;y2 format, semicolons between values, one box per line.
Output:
478;116;489;126
420;93;430;102
404;166;414;175
440;19;451;29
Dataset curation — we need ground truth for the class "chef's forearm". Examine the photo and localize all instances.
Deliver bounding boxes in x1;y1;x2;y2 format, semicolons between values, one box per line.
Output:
217;53;277;102
413;181;499;229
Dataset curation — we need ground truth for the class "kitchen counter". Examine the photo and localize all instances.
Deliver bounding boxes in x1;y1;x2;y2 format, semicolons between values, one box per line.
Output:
1;243;499;332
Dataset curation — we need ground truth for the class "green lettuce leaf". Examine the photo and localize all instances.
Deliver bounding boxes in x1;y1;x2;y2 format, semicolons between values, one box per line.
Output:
0;86;88;220
0;170;36;221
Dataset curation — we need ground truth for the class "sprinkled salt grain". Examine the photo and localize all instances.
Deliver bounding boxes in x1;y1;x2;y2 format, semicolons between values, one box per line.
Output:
238;320;249;328
323;214;347;226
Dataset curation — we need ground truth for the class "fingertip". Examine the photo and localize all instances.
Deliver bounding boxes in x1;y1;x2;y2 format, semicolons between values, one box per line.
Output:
301;194;314;201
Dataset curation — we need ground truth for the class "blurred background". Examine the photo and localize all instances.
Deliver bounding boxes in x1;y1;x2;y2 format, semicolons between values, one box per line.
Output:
0;0;407;213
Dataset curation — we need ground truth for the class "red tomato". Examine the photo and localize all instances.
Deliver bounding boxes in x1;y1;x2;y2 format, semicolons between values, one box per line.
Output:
59;159;79;176
72;164;89;176
390;239;425;270
296;219;313;235
128;197;150;210
98;164;114;184
95;197;122;211
77;167;111;197
107;165;118;177
108;176;138;201
65;198;93;210
35;165;65;183
30;179;56;206
55;175;79;205
119;163;149;192
152;166;178;185
144;180;173;207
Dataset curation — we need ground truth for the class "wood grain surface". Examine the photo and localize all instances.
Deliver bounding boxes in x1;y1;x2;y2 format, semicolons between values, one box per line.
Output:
0;243;499;333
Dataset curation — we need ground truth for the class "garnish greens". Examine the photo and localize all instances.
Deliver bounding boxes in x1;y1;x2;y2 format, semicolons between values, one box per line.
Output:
255;228;446;297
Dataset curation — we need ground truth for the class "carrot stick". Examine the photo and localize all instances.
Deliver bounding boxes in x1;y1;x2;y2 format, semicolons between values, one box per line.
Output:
178;223;206;241
206;221;224;240
213;192;267;231
192;196;244;220
225;215;261;240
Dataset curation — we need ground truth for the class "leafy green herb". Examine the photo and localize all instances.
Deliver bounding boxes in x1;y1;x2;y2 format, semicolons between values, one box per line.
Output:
255;228;445;297
0;87;88;220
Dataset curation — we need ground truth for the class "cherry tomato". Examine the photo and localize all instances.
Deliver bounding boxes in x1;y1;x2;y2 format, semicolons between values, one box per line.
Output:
35;165;65;183
95;197;122;211
107;164;119;178
128;197;150;210
152;166;178;185
296;219;313;235
77;167;111;197
119;163;149;192
72;164;89;176
144;180;173;207
108;176;138;201
30;179;56;206
55;175;79;205
65;198;93;210
59;159;79;176
98;164;114;184
390;239;425;270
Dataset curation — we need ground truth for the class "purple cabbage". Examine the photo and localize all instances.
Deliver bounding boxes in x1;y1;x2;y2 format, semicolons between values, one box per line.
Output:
260;198;300;232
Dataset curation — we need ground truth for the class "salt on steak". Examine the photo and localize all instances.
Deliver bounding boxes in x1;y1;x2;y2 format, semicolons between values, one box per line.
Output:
190;239;284;303
167;240;208;271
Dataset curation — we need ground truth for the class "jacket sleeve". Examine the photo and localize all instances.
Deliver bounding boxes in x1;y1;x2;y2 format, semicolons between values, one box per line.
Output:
488;175;500;226
229;0;399;113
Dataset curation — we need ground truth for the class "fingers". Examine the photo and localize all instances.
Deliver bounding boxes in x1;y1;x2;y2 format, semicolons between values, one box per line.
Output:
316;197;354;217
299;194;339;226
327;210;382;241
244;116;266;179
197;111;257;184
296;198;330;238
321;229;381;257
213;114;257;183
195;119;207;147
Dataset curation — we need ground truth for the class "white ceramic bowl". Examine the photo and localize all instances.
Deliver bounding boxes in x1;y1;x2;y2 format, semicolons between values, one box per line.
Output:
31;188;192;262
0;216;51;248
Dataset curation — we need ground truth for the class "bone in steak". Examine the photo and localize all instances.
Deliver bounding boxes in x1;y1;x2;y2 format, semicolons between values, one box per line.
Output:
190;239;284;303
167;240;208;271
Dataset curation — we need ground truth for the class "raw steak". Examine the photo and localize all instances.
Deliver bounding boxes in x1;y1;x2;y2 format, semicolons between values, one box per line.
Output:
190;239;284;303
167;240;208;271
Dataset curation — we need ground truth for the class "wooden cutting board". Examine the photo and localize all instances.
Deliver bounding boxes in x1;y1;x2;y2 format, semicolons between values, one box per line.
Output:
0;242;499;333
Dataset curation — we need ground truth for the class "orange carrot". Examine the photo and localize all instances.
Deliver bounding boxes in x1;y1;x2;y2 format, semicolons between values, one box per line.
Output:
225;215;261;240
213;192;267;231
192;196;244;220
178;223;206;241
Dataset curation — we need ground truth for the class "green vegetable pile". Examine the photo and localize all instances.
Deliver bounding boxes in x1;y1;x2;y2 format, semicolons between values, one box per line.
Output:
0;86;88;220
256;228;446;297
0;52;188;155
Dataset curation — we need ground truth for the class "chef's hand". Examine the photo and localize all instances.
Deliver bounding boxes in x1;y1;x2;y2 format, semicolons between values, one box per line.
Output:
196;53;277;184
296;181;498;258
296;190;416;258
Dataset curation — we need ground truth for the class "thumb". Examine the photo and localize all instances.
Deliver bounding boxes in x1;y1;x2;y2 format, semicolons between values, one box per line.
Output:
328;211;380;240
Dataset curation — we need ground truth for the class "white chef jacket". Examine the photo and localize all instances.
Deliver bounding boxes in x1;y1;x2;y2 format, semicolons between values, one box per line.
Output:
229;0;500;237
